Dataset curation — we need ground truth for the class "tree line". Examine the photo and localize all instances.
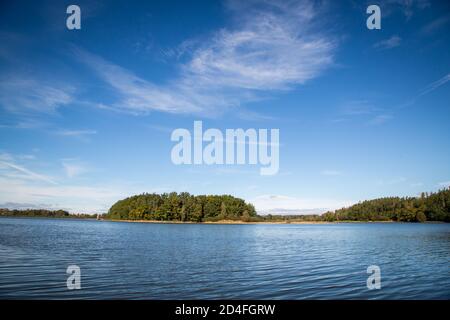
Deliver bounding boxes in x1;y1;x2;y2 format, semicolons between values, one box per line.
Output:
322;188;450;222
106;192;258;222
0;208;97;219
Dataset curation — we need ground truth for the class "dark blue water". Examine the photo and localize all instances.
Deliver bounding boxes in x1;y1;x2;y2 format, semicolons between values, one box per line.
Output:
0;217;449;299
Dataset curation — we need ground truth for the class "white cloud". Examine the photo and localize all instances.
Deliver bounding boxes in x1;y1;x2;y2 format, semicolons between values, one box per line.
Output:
0;153;57;185
74;0;335;115
336;100;392;125
420;15;450;35
74;48;204;114
250;194;353;215
418;73;450;97
17;154;36;160
0;77;73;114
0;176;123;213
320;170;343;176
61;159;88;178
401;73;450;108
377;177;407;185
369;114;393;125
410;182;423;187
57;129;97;137
0;119;49;129
184;1;333;91
379;0;430;19
373;35;401;50
341;100;375;116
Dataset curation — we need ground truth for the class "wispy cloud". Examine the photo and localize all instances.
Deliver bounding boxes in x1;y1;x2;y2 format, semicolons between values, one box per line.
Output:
377;177;407;185
184;1;334;90
74;48;204;114
336;100;392;125
235;109;277;122
61;159;89;178
0;77;73;114
147;124;175;134
57;129;97;137
340;100;375;116
0;119;48;130
339;72;450;123
400;72;450;108
250;194;353;214
373;35;401;50
0;153;57;185
368;114;393;125
418;73;450;97
74;0;336;115
420;14;450;35
320;170;343;176
410;182;423;187
377;0;431;20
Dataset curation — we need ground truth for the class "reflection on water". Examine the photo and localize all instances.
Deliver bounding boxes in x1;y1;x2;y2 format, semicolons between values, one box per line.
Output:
0;217;449;299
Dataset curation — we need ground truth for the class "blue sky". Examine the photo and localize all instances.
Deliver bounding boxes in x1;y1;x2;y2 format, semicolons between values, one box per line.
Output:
0;0;449;213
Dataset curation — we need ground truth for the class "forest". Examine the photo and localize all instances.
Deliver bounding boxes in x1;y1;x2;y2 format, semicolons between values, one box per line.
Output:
106;192;258;222
321;188;450;222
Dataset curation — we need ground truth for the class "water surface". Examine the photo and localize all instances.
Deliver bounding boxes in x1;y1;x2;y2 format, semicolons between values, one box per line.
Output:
0;217;449;299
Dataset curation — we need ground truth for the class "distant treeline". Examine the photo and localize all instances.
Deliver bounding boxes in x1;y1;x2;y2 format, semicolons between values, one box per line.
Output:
2;188;449;223
0;208;97;219
106;192;258;222
322;188;450;222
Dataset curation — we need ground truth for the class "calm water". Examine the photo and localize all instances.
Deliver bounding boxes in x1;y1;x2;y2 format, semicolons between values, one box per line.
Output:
0;217;449;299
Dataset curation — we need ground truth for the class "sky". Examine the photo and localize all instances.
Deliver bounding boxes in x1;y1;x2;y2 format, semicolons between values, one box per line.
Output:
0;0;449;214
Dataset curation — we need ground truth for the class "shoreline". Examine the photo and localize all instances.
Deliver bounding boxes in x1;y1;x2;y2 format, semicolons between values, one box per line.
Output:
101;218;398;225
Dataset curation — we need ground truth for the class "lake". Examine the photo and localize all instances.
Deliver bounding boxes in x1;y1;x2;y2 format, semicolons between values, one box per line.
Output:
0;217;449;299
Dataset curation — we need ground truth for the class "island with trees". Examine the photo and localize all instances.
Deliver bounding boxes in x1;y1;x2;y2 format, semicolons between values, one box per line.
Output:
106;192;258;222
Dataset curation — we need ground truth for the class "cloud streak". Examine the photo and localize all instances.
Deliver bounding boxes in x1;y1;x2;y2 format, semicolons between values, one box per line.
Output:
0;77;73;114
420;14;450;35
57;129;97;137
418;73;450;97
373;35;401;50
400;72;450;108
320;170;343;176
0;154;57;185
